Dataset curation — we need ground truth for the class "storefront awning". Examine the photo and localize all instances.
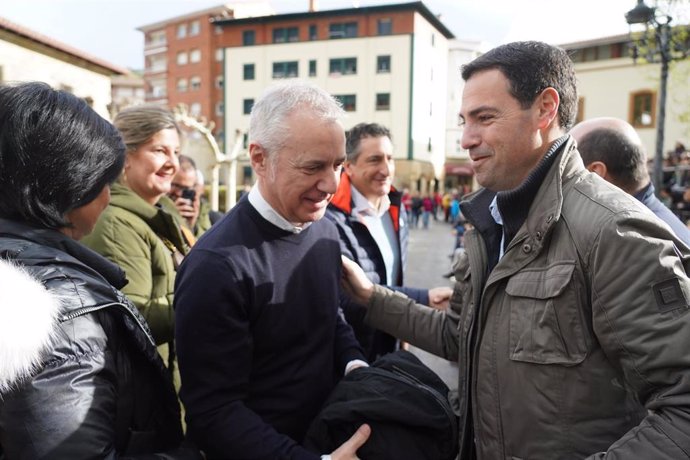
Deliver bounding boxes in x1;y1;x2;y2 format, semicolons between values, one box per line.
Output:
445;163;474;176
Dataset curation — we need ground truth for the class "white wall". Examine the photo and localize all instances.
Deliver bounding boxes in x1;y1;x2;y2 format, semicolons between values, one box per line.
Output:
575;57;690;156
0;40;114;119
224;34;413;161
410;12;449;177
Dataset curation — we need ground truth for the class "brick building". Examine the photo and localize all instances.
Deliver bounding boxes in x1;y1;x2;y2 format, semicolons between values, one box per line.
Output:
137;2;274;144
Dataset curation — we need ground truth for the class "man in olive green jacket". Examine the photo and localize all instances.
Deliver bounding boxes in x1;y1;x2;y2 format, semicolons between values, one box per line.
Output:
342;41;690;459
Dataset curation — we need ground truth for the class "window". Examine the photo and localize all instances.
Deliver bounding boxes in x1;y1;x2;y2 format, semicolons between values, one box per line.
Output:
309;60;316;77
243;98;254;115
215;48;224;62
376;93;390;110
190;49;201;63
334;94;356;112
190;76;201;90
272;26;299;43
329;57;357;75
629;90;656;128
177;24;187;39
377;18;392;35
215;25;223;35
243;30;255;46
272;61;298;78
177;51;188;65
215;75;224;89
309;24;317;40
216;102;224;116
377;55;391;73
243;63;255;80
431;33;435;46
329;22;358;39
147;30;166;47
177;78;188;92
190;20;200;36
190;102;201;116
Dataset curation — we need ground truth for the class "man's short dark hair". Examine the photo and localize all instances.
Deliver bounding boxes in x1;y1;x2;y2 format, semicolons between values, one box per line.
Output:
461;41;578;131
0;82;125;229
578;128;648;191
346;123;391;162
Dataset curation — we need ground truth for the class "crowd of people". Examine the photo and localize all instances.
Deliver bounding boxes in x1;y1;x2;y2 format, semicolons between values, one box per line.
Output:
2;39;690;460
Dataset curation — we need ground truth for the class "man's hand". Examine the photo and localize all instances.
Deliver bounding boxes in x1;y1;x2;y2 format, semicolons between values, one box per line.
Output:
428;286;453;310
341;256;374;306
330;424;371;460
174;196;200;230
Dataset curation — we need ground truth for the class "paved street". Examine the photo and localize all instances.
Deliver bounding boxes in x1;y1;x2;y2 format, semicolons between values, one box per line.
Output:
404;216;459;390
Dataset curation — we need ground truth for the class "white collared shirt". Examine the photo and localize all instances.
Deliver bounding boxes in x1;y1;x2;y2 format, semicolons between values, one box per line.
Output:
247;185;311;233
350;186;400;285
489;195;506;260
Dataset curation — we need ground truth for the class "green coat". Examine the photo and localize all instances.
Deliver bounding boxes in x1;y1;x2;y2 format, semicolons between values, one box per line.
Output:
82;183;187;345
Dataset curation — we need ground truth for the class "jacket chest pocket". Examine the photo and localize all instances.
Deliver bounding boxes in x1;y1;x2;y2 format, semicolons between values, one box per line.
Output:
505;262;589;365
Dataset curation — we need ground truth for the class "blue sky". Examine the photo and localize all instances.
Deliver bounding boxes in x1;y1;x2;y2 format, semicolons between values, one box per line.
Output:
0;0;678;70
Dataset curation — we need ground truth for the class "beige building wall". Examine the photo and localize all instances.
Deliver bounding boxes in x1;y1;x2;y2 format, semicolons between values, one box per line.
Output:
575;58;690;156
224;34;412;162
0;40;113;118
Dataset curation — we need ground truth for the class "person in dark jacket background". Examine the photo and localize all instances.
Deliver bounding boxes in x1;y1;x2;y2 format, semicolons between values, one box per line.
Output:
0;82;198;459
570;116;690;245
326;123;452;360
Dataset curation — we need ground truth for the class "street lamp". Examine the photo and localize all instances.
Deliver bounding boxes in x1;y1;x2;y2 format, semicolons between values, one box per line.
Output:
624;0;679;195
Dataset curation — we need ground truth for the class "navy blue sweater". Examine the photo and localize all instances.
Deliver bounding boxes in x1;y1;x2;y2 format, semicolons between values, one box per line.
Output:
174;197;364;460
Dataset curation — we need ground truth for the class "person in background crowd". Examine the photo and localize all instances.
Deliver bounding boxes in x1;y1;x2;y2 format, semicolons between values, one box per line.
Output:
571;117;690;245
196;169;225;226
341;41;690;459
82;105;188;378
174;80;370;460
0;82;199;459
421;194;434;229
167;154;212;238
326;122;452;360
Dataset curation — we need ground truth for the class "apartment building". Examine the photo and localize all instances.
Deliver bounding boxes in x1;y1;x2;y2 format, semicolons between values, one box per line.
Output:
561;33;689;157
444;38;484;192
216;1;454;191
138;2;274;141
0;16;127;119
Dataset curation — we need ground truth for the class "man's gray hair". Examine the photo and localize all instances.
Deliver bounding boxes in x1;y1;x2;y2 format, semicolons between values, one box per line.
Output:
248;80;345;156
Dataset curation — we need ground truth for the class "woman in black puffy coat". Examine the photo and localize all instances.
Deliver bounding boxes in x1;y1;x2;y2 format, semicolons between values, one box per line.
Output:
0;82;200;459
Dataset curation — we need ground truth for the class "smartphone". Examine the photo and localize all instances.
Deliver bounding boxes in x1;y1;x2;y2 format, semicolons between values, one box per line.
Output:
181;188;196;201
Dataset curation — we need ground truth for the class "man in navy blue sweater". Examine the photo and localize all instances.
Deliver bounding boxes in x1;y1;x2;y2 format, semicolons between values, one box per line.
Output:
174;81;370;460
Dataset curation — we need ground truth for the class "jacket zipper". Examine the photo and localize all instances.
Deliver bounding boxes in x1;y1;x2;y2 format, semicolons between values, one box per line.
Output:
60;302;156;346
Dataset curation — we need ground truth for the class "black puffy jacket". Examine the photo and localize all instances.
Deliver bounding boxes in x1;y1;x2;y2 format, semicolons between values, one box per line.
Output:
0;218;198;459
305;351;459;460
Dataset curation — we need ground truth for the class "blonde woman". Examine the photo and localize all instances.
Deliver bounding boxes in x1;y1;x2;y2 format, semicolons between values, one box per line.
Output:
83;105;189;375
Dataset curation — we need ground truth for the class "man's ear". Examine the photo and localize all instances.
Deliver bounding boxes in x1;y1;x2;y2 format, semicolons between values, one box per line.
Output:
535;87;560;130
343;160;354;177
586;161;608;178
249;143;268;178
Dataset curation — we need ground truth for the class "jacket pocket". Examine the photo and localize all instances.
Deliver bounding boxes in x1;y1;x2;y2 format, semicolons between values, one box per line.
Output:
505;262;589;365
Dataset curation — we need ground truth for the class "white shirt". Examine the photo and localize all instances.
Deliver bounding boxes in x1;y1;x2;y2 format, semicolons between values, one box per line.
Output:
350;186;400;285
489;195;506;260
248;185;311;233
